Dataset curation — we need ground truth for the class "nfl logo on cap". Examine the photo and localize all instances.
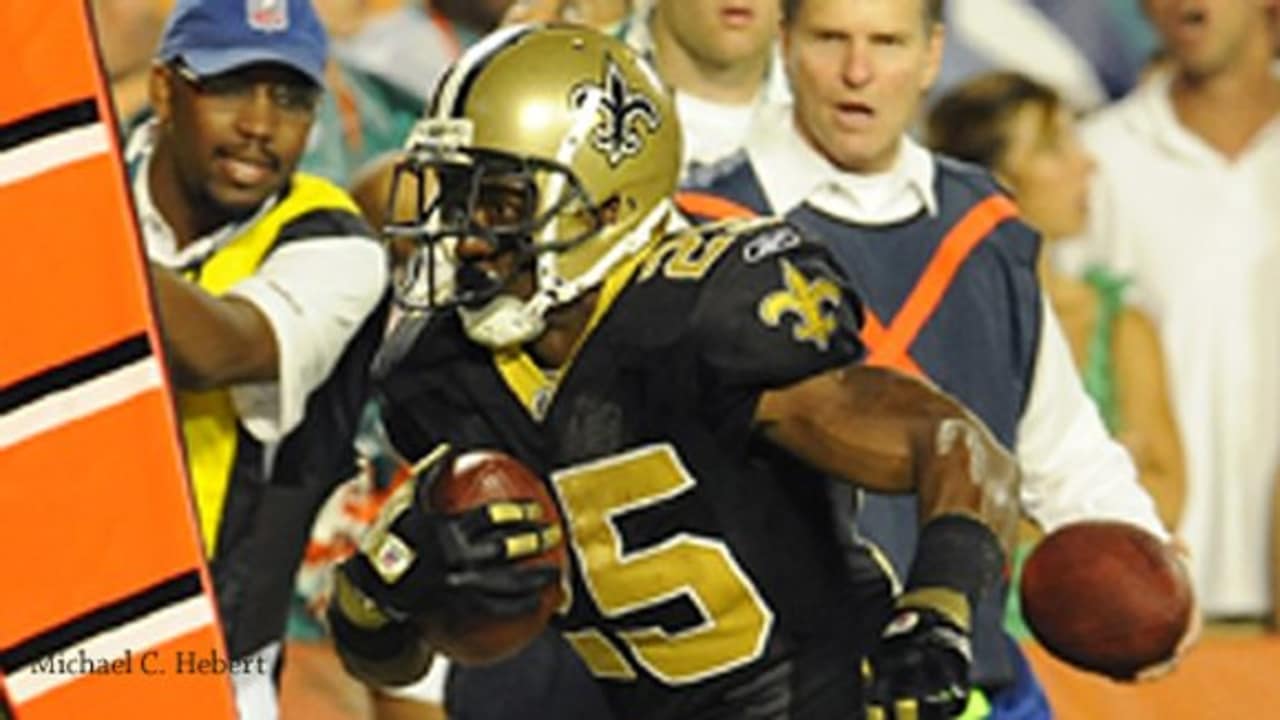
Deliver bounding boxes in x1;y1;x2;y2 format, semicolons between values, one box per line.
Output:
157;0;329;86
248;0;288;31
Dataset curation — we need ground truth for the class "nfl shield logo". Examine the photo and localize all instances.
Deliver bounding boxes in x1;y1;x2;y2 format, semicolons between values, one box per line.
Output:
372;534;415;584
247;0;288;31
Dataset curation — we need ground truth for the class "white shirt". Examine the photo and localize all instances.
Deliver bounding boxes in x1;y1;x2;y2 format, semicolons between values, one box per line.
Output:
129;126;388;443
742;105;1167;538
943;0;1106;112
675;91;759;169
1078;70;1280;615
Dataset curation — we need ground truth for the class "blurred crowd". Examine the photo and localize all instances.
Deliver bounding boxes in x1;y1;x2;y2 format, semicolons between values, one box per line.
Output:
87;0;1280;718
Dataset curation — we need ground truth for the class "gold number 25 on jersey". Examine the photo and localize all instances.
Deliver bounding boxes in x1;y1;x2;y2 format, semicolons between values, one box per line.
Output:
550;444;775;685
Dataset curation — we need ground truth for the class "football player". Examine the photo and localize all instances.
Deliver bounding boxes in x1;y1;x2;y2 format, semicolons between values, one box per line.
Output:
330;24;1019;719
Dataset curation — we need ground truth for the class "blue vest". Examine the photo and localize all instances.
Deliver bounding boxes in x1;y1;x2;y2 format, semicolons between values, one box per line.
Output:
682;153;1043;690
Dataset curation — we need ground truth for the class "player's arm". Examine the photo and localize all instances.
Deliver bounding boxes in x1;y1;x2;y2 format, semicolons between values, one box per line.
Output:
349;151;429;234
149;262;278;389
756;363;1019;537
756;365;1014;718
755;361;1015;613
694;220;1009;713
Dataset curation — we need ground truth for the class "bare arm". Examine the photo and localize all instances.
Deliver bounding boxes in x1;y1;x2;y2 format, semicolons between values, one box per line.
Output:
1113;308;1186;531
755;364;1019;546
758;362;1013;663
109;71;152;123
1272;465;1280;630
349;151;434;265
149;263;278;390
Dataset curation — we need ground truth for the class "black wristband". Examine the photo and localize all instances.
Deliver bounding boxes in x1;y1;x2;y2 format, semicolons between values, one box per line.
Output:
328;600;416;663
905;514;1005;609
328;604;437;687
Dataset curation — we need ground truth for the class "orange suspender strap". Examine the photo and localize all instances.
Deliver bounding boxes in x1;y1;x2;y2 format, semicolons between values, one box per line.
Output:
864;194;1019;376
0;2;234;717
860;313;925;377
674;190;760;221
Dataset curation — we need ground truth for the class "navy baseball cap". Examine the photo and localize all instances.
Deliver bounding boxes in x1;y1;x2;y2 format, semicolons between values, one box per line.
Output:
157;0;329;86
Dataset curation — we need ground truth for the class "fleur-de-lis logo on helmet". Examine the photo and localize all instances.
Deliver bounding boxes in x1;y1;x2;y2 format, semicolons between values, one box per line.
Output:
569;56;662;167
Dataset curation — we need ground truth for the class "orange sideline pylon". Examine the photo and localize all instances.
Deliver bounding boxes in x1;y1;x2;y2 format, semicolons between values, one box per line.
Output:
0;2;235;717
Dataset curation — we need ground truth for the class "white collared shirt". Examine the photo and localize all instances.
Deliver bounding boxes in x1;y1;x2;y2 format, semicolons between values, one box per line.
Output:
130;124;387;443
746;104;938;224
741;106;1166;539
1078;70;1280;615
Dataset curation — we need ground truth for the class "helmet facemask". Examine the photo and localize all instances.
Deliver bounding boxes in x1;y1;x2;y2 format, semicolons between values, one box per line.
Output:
386;119;604;325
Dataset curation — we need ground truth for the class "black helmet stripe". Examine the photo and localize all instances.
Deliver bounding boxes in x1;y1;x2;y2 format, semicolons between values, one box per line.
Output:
432;24;536;118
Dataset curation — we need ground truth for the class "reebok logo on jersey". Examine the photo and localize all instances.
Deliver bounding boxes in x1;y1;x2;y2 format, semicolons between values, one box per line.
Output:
742;226;801;264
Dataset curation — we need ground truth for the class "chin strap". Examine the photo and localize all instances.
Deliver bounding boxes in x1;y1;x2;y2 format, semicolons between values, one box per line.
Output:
544;198;674;305
459;294;549;349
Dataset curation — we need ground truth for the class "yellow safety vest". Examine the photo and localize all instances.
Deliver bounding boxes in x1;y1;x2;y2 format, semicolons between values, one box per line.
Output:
177;174;361;556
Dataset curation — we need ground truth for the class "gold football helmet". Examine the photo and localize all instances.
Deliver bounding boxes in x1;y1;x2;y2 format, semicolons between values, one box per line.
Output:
387;23;681;348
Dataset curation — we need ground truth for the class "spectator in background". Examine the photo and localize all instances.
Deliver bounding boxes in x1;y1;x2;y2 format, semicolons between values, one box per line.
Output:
938;0;1109;111
502;0;633;30
925;72;1187;641
1269;0;1280;56
927;72;1186;533
635;0;789;175
342;0;520;242
300;0;425;184
936;0;1157;110
134;0;388;715
680;0;1192;715
339;0;516;106
1075;0;1280;621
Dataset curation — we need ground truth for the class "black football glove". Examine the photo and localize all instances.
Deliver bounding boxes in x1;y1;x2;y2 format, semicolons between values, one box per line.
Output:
334;445;562;628
864;588;973;720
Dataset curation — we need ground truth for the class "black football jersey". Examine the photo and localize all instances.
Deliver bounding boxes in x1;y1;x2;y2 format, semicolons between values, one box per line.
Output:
378;218;896;719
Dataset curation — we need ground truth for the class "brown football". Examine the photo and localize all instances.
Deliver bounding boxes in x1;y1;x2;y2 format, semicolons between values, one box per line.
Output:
1020;521;1192;680
420;449;567;666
